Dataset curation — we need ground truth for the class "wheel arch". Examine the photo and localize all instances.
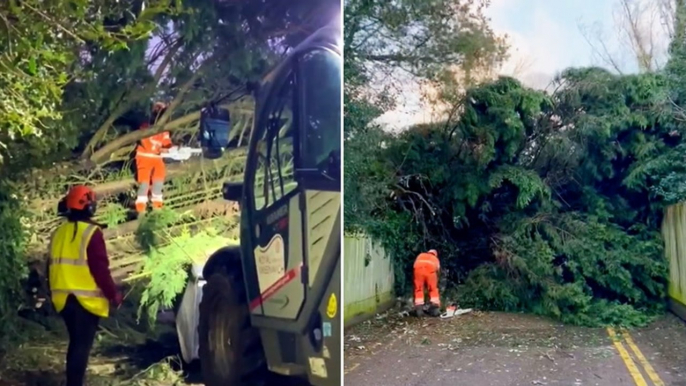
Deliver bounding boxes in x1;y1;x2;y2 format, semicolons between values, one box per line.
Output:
202;245;242;279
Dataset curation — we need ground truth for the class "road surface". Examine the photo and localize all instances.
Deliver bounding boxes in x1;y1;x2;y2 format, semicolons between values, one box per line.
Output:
344;311;686;386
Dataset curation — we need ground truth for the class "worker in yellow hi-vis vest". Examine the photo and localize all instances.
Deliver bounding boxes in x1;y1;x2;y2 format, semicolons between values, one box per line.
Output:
48;185;122;386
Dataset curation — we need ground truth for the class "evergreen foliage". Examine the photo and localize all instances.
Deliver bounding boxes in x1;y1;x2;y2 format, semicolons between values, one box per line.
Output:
346;68;682;326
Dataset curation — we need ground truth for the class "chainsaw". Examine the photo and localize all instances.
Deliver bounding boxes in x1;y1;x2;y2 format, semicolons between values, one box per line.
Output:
162;146;203;162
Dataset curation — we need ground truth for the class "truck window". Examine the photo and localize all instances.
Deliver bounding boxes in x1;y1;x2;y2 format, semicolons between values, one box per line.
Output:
253;76;298;210
299;49;341;172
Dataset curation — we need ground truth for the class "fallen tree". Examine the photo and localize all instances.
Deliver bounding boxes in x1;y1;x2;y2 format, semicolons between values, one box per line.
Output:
0;0;336;351
346;70;679;327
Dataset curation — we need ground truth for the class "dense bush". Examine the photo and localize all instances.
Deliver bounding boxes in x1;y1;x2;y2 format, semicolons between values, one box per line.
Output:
346;71;683;327
0;184;30;348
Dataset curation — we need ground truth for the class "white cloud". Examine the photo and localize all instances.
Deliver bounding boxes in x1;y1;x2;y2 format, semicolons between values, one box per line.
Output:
486;1;591;89
375;0;663;129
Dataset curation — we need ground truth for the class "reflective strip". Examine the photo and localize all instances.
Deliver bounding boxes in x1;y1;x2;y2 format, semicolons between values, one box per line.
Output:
150;194;163;202
414;298;425;305
136;152;162;158
135;196;149;203
51;257;88;266
51;288;107;299
430;298;440;305
48;223;98;266
80;225;97;263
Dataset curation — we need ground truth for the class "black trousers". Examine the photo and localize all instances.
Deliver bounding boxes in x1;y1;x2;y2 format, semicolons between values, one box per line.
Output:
60;294;100;386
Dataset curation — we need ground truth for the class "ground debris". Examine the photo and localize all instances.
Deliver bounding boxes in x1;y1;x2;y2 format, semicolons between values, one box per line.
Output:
0;296;191;386
347;311;686;385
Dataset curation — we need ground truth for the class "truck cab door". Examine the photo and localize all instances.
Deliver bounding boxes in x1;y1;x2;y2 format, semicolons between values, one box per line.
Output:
242;44;341;324
243;70;305;320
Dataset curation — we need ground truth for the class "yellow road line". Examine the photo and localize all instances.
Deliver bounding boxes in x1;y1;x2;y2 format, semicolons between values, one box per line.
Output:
607;328;648;386
622;331;665;386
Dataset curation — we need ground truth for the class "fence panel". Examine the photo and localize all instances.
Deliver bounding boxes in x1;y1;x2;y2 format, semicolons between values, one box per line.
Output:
343;234;394;327
663;203;686;319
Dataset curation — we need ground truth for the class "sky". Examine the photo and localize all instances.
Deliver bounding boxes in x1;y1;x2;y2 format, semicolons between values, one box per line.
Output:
489;0;619;88
376;0;667;129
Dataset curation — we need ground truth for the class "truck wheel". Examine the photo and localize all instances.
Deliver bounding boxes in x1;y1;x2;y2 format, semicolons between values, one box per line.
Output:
198;266;268;386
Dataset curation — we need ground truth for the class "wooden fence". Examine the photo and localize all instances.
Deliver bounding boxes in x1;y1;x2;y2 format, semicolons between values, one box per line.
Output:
343;234;395;327
662;203;686;319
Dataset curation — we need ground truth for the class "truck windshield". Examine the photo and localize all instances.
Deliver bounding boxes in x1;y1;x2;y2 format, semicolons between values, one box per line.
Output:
299;49;341;175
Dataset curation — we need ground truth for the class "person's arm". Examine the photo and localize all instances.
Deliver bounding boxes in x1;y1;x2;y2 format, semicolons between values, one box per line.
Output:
86;229;121;305
160;132;173;150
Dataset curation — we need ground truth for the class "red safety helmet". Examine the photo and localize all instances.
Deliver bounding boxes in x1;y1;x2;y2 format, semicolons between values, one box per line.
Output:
64;185;97;215
428;249;438;257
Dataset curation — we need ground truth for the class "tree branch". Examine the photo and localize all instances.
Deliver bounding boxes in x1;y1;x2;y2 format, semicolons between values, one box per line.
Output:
88;100;254;163
81;40;184;158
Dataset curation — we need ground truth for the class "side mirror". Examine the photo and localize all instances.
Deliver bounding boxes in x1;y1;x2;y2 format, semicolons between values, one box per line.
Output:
223;182;243;202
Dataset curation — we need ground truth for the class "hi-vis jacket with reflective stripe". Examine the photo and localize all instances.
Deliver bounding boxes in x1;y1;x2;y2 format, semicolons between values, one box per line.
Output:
136;123;172;158
48;221;109;318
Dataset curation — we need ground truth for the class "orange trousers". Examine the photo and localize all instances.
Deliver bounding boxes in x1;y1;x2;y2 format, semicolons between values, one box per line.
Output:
135;156;166;212
414;267;440;306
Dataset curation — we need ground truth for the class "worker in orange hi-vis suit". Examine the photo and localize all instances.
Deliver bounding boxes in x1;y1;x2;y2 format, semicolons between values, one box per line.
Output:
413;249;441;316
134;102;173;213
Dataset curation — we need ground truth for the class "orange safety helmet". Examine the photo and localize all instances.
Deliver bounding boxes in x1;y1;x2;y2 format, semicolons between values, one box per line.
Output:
64;185;97;215
428;249;438;257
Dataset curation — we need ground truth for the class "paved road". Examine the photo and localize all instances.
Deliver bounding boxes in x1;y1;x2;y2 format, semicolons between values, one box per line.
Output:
344;312;686;386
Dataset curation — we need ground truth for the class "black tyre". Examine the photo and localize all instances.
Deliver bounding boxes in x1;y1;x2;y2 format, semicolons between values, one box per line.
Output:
198;265;268;386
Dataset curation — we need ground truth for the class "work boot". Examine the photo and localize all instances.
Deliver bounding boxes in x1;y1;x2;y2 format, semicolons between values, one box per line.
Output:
414;304;424;317
428;304;441;317
135;202;147;213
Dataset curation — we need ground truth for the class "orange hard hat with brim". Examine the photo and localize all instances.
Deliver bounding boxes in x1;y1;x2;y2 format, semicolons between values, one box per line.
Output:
65;185;96;211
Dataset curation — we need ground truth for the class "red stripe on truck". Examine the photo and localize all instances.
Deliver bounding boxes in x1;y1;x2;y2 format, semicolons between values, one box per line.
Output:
249;264;302;311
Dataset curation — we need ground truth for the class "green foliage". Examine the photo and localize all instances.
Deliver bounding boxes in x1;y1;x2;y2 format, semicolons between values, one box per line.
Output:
99;203;128;228
0;182;30;348
344;0;507;80
458;213;666;327
136;209;183;252
347;67;678;326
134;210;237;325
0;0;171;165
344;0;508;234
0;0;333;359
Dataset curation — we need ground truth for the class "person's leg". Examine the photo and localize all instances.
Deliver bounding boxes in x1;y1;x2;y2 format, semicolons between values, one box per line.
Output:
135;157;153;213
62;296;100;386
413;269;426;316
61;295;78;383
427;272;440;307
150;159;166;209
413;270;425;306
